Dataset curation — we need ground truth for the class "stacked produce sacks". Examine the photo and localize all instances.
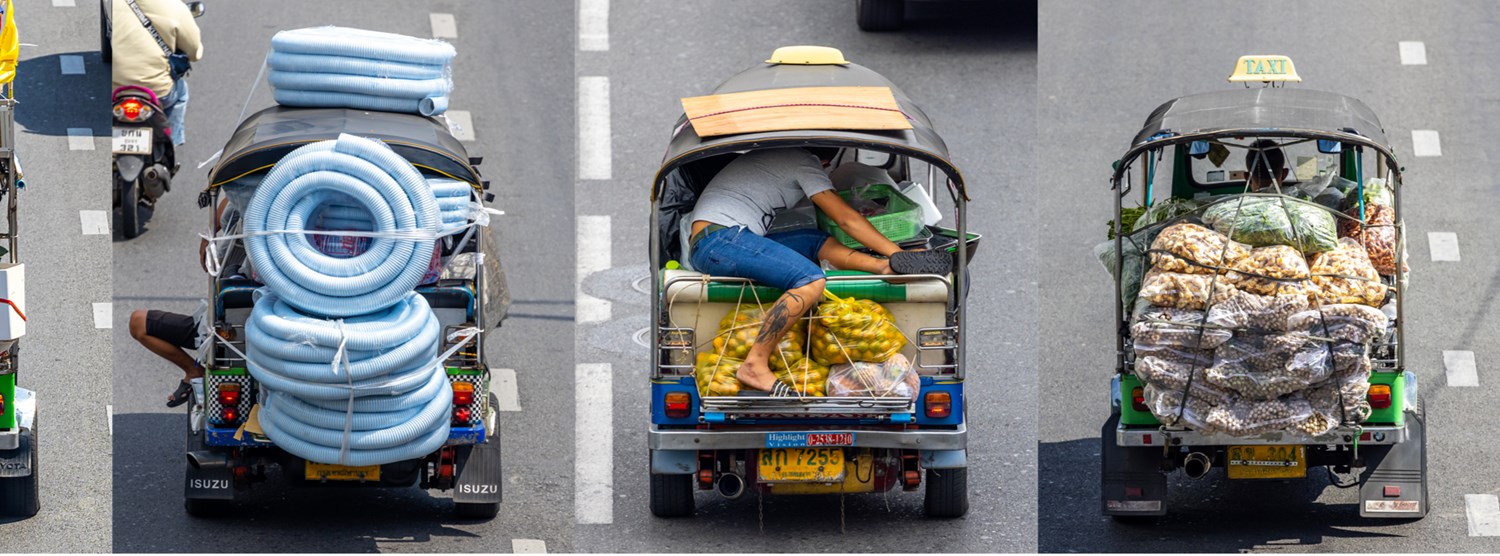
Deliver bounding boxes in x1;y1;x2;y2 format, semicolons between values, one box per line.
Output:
243;134;453;466
269;27;456;116
694;292;916;399
1130;190;1396;437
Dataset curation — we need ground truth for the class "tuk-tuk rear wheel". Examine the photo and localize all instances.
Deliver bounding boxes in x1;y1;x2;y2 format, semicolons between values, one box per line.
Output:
0;422;39;517
649;472;695;518
454;501;500;519
923;467;968;518
184;497;231;518
856;0;905;31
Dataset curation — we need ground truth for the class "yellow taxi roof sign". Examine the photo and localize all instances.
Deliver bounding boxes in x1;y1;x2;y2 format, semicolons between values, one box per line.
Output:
767;46;849;66
1228;55;1301;83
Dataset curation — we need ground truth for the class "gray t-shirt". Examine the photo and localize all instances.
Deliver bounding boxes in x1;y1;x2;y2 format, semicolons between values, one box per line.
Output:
692;148;835;236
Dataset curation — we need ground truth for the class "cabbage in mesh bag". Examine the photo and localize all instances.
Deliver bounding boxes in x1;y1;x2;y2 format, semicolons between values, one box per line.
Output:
1201;196;1339;254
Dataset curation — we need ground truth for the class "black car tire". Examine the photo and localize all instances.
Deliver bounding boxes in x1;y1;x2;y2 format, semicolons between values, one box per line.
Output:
924;467;969;518
649;470;695;518
857;0;905;31
100;1;112;63
0;422;40;517
455;501;500;519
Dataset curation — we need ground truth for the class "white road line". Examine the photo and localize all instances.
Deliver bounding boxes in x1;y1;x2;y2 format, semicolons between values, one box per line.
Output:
59;55;85;75
576;215;612;323
1429;231;1461;262
1444;350;1478;387
1468;494;1500;536
1398;41;1427;65
51;0;76;6
79;210;108;235
66;128;94;150
444;110;475;142
575;363;613;525
1411;130;1442;157
429;13;458;39
491;367;522;412
91;302;111;329
511;539;547;554
577;76;611;180
106;405;113;435
578;0;609;51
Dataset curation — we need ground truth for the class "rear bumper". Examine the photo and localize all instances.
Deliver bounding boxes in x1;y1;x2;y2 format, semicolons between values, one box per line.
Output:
1117;424;1408;447
648;423;965;451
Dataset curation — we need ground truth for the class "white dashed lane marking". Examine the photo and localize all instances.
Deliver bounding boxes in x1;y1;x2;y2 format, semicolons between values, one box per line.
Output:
1411;130;1442;157
51;0;75;6
444;110;475;142
59;55;84;75
1398;41;1427;65
66;128;94;150
79;210;108;235
1467;494;1500;536
575;363;613;524
106;405;113;435
1444;350;1478;387
578;0;609;51
91;302;111;329
577;76;611;180
1428;231;1461;262
429;13;457;39
491;367;521;412
576;215;611;324
511;539;547;553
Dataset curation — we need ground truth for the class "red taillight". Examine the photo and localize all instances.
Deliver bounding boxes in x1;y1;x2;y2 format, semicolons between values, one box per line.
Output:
664;392;691;419
221;407;239;423
216;383;241;407
924;392;952;419
1131;387;1148;412
113;98;152;123
452;382;475;407
1368;385;1392;409
452;406;473;425
0;393;5;414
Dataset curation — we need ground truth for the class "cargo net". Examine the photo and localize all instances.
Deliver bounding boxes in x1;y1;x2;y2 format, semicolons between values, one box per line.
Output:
1118;146;1403;437
689;284;916;400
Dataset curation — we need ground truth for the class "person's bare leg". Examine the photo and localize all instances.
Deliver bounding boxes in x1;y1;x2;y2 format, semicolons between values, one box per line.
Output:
818;238;893;274
737;279;825;391
129;310;202;380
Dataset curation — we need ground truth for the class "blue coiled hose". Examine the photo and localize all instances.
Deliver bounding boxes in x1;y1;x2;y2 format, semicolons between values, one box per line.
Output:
269;27;456;116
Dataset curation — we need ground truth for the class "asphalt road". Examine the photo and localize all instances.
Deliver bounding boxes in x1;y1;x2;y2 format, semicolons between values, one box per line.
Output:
0;1;114;552
1036;1;1500;552
573;1;1037;552
109;1;574;552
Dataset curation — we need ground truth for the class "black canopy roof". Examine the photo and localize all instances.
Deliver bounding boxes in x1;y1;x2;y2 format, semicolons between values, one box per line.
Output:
1131;88;1389;150
653;61;965;199
208;106;480;187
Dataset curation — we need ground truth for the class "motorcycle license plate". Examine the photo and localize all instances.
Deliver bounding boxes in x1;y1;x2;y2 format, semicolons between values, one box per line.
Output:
111;127;152;155
305;462;380;482
1226;445;1306;479
758;447;845;483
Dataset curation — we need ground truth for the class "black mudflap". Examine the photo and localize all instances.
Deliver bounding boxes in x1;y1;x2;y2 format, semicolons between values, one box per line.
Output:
1359;412;1428;518
0;430;33;478
453;439;502;504
184;461;235;500
1100;415;1167;516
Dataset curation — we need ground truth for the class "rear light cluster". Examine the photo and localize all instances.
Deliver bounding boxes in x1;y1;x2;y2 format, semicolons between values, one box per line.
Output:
1130;387;1148;413
0;393;5;415
924;392;951;418
113;98;153;123
451;381;476;427
1368;384;1392;410
664;392;691;419
213;383;243;426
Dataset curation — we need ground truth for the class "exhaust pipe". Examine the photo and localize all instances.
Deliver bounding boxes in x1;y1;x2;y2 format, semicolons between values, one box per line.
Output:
715;472;746;499
1183;452;1212;479
186;450;229;470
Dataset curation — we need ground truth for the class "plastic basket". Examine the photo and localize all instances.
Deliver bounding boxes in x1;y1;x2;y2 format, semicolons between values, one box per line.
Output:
816;184;923;249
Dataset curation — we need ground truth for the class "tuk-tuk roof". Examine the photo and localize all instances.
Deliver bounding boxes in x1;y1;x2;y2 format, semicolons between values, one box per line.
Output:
653;60;965;200
208;106;481;187
1131;88;1390;151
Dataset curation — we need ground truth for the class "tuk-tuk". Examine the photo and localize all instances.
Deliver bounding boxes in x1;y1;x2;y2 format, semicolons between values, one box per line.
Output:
1100;56;1425;519
0;2;38;517
184;105;507;518
648;46;977;518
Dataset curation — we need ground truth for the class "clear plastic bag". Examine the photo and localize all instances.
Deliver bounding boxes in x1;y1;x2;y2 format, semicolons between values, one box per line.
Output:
1287;304;1389;345
1131;307;1231;350
809;292;907;366
827;354;919;399
1227;245;1312;297
1340;203;1403;276
1143;385;1218;432
1330;341;1373;378
1201;196;1339;254
1204;290;1310;332
1205;334;1332;400
1204;395;1317;437
1135;353;1236;406
1148;222;1250;274
1139;269;1240;310
1134;198;1201;230
1305;374;1372;428
1309;238;1389;306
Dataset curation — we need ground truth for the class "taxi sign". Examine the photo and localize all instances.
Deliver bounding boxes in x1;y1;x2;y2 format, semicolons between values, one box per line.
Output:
1228;55;1301;84
766;45;849;66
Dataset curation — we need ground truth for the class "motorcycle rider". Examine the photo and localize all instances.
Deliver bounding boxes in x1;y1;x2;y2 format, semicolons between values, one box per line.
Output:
110;0;202;146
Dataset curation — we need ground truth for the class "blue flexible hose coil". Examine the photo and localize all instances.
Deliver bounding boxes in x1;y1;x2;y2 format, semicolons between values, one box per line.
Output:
269;27;456;116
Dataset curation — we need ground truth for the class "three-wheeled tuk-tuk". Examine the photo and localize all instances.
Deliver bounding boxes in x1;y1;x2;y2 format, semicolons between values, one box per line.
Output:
0;40;37;517
185;106;508;518
1099;56;1425;519
648;46;978;518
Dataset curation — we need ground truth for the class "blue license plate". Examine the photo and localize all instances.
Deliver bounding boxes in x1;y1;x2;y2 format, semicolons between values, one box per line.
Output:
765;432;855;448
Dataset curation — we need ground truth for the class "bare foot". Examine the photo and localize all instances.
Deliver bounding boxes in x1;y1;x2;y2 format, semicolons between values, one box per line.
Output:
735;358;779;392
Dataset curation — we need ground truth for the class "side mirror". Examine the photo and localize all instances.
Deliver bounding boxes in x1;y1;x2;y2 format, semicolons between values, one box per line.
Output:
1317;139;1342;154
188;1;205;18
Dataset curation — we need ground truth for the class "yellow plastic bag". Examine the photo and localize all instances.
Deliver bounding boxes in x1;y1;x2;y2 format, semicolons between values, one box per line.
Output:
695;352;741;397
709;303;807;372
774;356;830;397
809;291;907;366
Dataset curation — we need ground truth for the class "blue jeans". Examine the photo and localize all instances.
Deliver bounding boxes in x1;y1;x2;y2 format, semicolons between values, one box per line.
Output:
690;226;831;291
160;78;188;146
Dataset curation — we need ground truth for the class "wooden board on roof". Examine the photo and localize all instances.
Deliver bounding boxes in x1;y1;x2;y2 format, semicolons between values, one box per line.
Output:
681;86;911;138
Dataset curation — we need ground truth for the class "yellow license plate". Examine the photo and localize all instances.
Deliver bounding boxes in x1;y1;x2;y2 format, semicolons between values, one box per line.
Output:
759;447;845;482
1226;445;1306;479
305;462;381;481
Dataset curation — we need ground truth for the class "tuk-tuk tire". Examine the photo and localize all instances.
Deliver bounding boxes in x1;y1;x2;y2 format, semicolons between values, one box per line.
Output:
184;497;231;518
120;177;142;239
923;467;968;518
649;471;695;518
856;0;905;31
454;501;500;519
100;2;112;63
0;423;39;518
